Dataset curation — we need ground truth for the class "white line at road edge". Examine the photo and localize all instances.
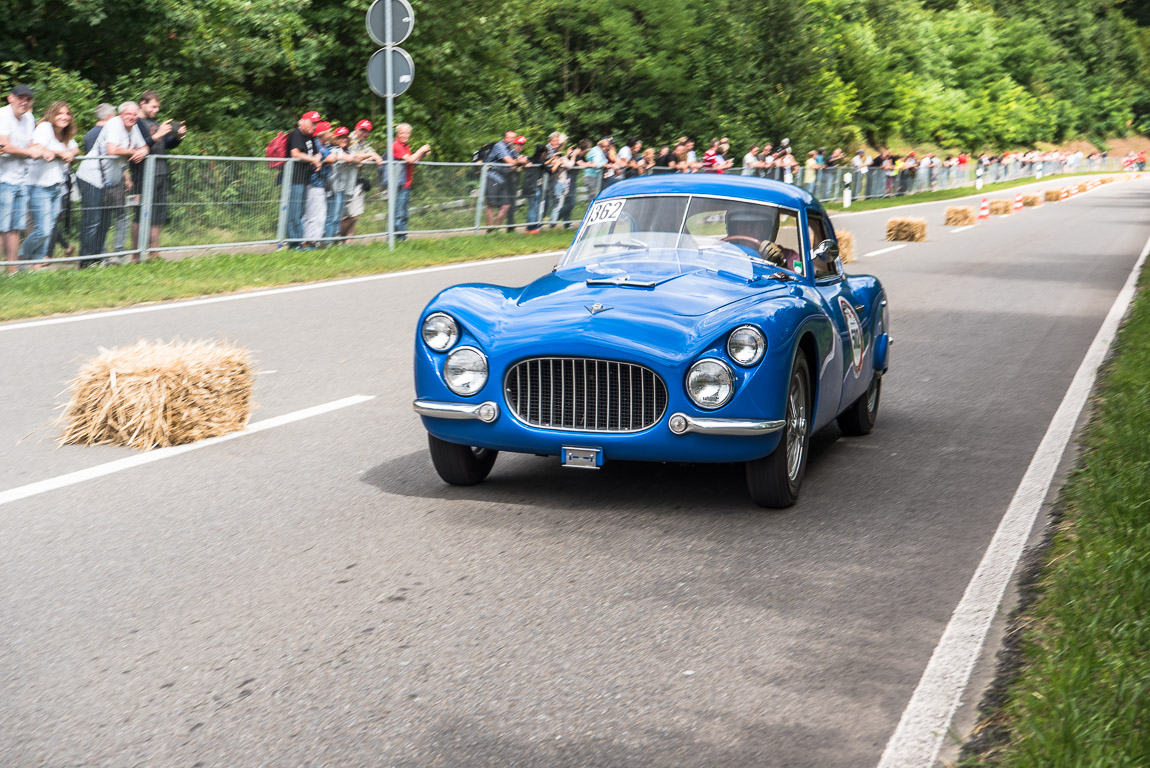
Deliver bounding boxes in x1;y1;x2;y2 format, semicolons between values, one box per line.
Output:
0;395;375;506
877;231;1150;768
0;251;566;333
863;245;907;258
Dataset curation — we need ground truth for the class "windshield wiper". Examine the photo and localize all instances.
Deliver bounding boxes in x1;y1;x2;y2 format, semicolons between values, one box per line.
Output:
591;238;649;251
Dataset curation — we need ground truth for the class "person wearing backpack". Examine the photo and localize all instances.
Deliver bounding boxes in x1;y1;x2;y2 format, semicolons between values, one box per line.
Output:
282;110;321;249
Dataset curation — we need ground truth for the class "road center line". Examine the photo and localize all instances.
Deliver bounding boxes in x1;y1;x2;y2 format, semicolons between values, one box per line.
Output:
876;230;1150;768
949;225;976;233
863;244;907;258
0;395;375;507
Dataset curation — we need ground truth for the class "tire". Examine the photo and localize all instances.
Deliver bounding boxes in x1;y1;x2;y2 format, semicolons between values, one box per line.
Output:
428;434;498;486
836;371;881;436
746;355;812;508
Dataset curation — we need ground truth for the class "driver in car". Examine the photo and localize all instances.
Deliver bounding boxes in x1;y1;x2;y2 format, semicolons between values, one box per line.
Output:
722;208;796;268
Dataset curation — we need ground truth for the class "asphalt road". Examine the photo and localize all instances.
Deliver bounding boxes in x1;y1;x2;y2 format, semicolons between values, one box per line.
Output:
2;177;1148;767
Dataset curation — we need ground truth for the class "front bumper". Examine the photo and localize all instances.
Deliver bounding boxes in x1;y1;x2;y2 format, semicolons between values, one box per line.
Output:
413;399;785;463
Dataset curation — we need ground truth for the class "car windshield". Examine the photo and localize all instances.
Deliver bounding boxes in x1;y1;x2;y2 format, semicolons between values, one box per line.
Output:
563;195;806;277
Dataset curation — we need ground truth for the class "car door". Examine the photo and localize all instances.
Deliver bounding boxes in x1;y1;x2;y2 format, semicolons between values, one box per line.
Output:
807;212;870;412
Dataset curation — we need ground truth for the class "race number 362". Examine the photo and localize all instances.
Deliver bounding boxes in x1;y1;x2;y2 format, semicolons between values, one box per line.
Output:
586;200;624;224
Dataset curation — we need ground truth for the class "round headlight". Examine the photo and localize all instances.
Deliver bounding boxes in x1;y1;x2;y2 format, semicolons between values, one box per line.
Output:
422;312;459;351
686;359;735;409
444;346;488;396
727;325;766;366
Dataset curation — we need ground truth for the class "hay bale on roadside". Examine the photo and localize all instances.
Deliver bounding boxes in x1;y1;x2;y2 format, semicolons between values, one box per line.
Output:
885;217;927;242
944;207;976;226
1021;194;1041;207
989;200;1013;215
836;229;855;262
1044;189;1062;202
60;339;254;451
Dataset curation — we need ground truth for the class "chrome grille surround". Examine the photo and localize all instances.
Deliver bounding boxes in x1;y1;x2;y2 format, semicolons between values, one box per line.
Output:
505;357;668;433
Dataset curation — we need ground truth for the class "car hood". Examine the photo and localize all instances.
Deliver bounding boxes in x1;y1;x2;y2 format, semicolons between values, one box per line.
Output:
434;261;802;364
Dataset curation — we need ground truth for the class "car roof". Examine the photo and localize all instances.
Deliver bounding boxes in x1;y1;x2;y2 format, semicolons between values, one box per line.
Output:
596;174;819;209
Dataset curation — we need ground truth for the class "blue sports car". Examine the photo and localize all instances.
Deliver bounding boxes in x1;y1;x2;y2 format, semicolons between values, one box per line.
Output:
413;174;891;507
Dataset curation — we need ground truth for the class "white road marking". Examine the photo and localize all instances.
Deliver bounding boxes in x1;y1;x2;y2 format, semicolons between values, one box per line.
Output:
877;230;1150;768
863;245;908;258
0;251;566;333
0;395;375;506
949;225;977;233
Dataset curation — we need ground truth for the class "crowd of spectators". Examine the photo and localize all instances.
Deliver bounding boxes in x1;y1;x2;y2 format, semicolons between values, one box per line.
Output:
3;80;1146;269
469;131;1140;234
0;83;190;272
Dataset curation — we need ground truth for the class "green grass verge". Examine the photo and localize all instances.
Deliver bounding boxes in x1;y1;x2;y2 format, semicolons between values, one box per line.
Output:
0;230;575;322
823;171;1117;213
960;269;1150;767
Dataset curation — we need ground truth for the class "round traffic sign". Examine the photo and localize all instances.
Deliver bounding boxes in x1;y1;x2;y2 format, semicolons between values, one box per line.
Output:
367;47;415;98
366;0;414;46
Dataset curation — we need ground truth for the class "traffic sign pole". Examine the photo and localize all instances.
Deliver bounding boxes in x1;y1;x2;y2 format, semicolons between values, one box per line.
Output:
366;0;414;250
385;0;395;249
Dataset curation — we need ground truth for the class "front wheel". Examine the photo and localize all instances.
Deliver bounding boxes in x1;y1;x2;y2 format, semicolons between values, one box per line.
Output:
746;355;811;508
836;372;881;436
428;434;498;486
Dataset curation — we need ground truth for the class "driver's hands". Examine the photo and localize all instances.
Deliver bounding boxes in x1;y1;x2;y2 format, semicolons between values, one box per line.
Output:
760;241;786;266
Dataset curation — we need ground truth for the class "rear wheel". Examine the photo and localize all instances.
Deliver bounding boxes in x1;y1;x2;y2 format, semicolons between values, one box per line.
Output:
746;355;811;508
837;372;881;436
428;434;498;485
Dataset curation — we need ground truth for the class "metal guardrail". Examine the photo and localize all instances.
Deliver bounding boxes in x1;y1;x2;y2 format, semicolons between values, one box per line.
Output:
0;153;1130;269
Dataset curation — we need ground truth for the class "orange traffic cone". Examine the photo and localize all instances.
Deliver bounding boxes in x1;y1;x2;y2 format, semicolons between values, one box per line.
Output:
1013;192;1024;211
978;197;990;220
1060;188;1068;200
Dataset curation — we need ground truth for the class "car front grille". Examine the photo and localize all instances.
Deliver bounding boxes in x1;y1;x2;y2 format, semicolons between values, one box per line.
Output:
505;357;668;433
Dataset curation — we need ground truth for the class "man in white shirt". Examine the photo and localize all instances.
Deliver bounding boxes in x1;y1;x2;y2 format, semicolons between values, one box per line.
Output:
76;101;148;264
0;84;49;273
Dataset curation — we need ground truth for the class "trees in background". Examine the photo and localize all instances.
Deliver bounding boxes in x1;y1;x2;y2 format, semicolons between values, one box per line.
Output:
2;0;1147;156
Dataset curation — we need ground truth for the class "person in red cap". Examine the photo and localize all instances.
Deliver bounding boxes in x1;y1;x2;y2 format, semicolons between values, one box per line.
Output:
303;121;333;247
284;110;322;249
342;119;383;240
391;122;431;241
324;126;355;242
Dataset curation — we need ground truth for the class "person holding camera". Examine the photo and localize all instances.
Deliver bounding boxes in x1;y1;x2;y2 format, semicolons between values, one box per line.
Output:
135;90;185;260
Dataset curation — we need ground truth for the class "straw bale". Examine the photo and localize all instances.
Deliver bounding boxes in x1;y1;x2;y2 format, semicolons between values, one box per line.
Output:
989;200;1013;215
1044;189;1062;202
1021;194;1042;207
837;229;855;262
60;339;254;451
944;207;976;226
885;217;927;242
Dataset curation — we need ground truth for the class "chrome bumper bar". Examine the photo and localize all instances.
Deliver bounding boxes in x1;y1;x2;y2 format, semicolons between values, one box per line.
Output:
413;399;500;423
668;412;785;436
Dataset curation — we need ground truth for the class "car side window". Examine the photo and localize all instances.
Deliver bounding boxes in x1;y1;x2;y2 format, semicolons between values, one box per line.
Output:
808;214;840;279
776;211;804;275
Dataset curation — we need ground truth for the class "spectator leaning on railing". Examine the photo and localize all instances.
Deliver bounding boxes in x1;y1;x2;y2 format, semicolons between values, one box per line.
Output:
0;84;48;274
391;122;430;242
341;119;383;240
76;101;148;267
22;100;78;268
285;110;322;250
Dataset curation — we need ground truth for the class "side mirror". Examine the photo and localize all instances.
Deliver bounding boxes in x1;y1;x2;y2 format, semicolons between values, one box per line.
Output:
812;239;839;262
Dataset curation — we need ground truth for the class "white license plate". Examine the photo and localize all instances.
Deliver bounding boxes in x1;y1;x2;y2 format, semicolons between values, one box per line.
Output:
561;446;602;469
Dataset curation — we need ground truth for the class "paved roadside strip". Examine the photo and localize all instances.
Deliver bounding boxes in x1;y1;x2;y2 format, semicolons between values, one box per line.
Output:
876;229;1150;767
0;395;375;506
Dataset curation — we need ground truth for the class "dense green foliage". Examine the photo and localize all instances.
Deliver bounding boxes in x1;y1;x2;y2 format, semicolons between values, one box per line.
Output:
2;0;1148;157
